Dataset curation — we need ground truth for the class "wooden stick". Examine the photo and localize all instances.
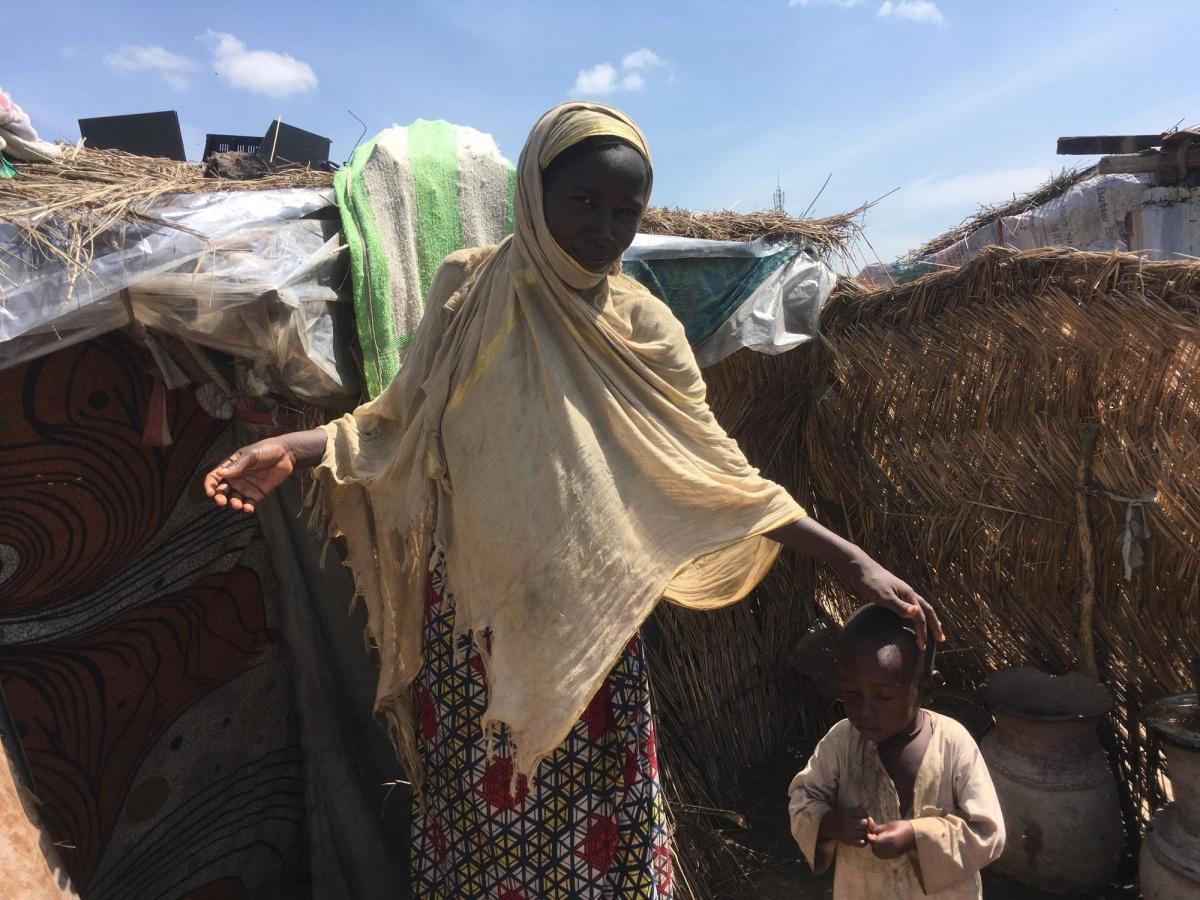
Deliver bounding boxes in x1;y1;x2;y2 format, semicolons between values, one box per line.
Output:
1076;424;1100;677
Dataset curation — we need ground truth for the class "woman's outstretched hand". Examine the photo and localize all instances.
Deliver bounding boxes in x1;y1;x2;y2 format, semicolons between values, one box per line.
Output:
203;428;327;515
835;554;942;651
766;516;944;650
204;439;295;514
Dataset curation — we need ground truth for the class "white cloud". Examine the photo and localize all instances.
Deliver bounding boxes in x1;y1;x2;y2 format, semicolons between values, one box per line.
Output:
789;0;864;7
878;1;944;23
104;45;198;90
573;63;618;96
572;49;669;97
203;32;317;97
622;48;664;70
790;0;941;21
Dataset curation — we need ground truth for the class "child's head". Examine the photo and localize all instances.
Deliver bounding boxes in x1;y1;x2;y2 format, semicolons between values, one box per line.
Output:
835;605;941;743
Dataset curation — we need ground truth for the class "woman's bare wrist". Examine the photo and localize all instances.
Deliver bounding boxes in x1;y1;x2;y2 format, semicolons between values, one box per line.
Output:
282;428;328;470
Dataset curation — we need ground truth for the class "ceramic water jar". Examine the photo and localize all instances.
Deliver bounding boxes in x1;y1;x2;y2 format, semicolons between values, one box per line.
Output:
1140;691;1200;898
980;667;1124;893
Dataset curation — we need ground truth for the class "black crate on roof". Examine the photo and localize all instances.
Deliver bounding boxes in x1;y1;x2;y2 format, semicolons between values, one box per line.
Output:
78;111;186;160
258;121;331;167
203;134;263;159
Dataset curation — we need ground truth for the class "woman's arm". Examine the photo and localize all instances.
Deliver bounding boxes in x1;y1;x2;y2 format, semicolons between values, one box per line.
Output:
203;427;328;514
278;428;330;468
767;517;943;648
203;250;487;515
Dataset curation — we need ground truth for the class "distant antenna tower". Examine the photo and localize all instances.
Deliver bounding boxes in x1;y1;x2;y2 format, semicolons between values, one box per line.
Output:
772;176;785;214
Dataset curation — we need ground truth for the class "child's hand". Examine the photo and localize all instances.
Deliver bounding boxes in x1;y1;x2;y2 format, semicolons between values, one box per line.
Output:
866;818;916;859
819;806;870;847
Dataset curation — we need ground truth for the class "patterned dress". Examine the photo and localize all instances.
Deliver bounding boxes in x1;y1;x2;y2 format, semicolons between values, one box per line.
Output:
410;557;674;899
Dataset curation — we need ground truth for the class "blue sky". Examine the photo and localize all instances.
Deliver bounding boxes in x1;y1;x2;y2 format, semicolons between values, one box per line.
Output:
6;0;1196;263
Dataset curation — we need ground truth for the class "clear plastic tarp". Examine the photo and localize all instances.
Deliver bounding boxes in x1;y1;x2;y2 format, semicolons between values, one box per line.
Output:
0;188;358;404
0;193;838;400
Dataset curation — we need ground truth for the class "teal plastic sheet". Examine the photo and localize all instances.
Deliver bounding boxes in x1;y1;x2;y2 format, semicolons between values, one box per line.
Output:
622;235;835;366
623;237;798;346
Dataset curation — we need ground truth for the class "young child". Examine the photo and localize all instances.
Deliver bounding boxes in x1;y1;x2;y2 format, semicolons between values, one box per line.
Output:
788;605;1005;898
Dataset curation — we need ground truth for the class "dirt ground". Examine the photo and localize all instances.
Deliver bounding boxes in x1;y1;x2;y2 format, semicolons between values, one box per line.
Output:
681;743;1140;900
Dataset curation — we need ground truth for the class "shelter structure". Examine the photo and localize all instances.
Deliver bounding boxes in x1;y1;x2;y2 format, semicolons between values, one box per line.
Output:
0;134;849;898
670;142;1200;894
4;120;1195;898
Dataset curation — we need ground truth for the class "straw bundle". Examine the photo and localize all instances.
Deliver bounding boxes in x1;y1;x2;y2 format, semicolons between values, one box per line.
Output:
651;246;1200;894
1;147;859;282
0;145;332;286
639;206;864;260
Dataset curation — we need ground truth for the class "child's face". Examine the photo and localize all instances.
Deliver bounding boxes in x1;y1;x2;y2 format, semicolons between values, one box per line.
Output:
836;640;923;744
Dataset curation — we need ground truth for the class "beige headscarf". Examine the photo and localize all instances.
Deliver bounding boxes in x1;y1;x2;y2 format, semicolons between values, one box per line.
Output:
313;101;805;783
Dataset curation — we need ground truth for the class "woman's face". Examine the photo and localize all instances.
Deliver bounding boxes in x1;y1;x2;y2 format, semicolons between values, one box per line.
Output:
542;142;649;273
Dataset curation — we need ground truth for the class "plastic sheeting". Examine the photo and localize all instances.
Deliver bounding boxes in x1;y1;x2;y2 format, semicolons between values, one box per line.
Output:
0;188;358;404
860;175;1200;286
623;235;835;368
1;191;837;400
692;249;834;367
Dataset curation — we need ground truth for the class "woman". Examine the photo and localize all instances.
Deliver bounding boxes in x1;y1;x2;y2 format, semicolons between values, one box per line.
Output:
205;102;940;898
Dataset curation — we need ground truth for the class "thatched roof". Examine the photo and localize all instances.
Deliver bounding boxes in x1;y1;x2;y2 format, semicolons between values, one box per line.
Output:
907;166;1097;260
639;206;864;257
0;146;861;286
0;145;332;282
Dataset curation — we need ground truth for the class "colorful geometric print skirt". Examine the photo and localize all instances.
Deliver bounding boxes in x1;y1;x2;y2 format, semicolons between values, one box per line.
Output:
410;557;674;899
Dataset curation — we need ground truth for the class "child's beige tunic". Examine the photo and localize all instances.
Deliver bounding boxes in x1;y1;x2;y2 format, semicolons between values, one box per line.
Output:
788;711;1005;898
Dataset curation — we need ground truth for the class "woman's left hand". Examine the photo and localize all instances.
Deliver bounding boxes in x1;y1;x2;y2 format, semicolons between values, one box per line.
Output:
837;553;943;650
766;517;944;650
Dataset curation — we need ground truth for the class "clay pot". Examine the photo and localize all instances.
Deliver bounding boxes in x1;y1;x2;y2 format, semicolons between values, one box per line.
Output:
928;687;994;743
1139;693;1200;898
980;667;1124;893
